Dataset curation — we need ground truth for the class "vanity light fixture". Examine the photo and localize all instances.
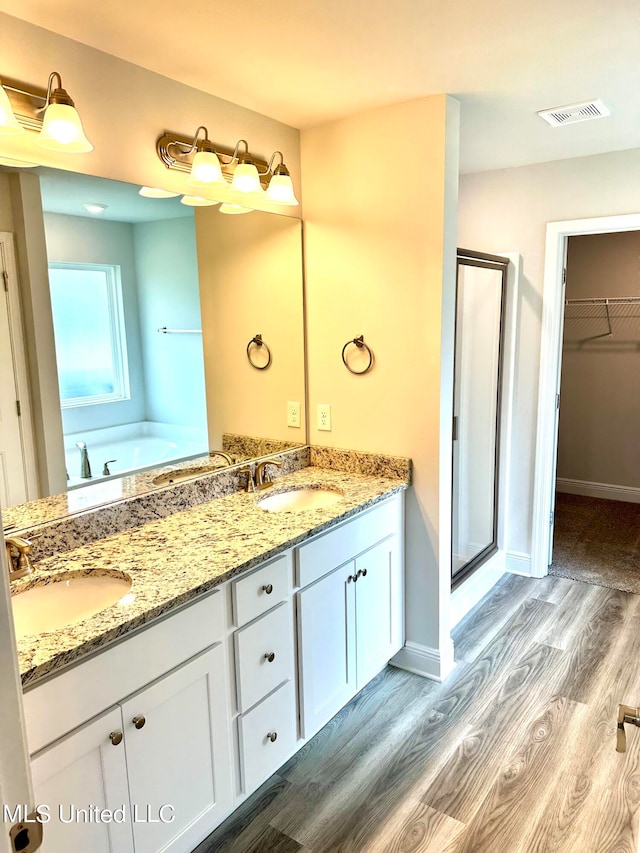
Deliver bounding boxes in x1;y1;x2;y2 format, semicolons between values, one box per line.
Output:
184;126;224;192
138;187;181;199
265;152;299;206
0;80;24;135
155;129;298;209
180;195;220;207
219;203;252;215
0;71;93;153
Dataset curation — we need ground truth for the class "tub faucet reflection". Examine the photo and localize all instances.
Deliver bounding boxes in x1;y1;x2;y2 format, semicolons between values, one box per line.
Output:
76;442;92;478
209;450;234;466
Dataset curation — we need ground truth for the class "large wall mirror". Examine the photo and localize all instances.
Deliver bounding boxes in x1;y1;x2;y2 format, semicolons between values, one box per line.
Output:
0;166;306;521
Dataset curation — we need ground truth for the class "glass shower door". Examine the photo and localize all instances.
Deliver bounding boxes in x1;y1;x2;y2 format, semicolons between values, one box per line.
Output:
452;250;508;586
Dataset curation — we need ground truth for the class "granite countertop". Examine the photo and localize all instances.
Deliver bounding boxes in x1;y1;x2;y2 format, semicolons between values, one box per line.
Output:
15;466;408;688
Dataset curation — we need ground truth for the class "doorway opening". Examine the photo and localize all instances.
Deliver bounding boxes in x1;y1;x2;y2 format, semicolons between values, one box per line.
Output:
532;213;640;579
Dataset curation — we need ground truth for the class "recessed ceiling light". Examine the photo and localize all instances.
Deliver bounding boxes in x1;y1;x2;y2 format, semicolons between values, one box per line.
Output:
83;203;108;214
139;186;180;198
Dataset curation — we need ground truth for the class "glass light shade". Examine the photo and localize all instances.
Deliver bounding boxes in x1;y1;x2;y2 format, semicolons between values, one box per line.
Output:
187;150;224;188
0;86;24;135
219;203;252;215
231;162;261;194
180;195;220;207
139;187;180;199
266;173;299;206
34;103;93;152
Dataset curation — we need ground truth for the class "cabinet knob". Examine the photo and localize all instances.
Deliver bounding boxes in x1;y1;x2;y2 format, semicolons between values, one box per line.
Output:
132;715;146;730
109;731;123;746
262;583;273;595
348;573;358;583
267;731;278;743
357;568;368;579
264;651;276;663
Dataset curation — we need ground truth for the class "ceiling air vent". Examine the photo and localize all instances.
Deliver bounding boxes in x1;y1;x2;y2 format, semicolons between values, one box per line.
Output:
537;99;610;128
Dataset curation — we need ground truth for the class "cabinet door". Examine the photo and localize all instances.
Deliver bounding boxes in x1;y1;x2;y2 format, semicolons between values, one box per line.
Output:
31;706;133;853
297;563;357;738
355;535;402;689
121;643;233;853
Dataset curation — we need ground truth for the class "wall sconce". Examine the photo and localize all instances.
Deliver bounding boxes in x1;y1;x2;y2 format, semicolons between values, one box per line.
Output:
0;72;93;153
156;129;299;209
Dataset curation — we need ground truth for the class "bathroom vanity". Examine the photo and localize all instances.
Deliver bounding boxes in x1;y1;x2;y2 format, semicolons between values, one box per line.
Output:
11;457;408;852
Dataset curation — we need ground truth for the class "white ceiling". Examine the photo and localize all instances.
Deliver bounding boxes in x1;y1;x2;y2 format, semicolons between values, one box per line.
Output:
1;0;639;173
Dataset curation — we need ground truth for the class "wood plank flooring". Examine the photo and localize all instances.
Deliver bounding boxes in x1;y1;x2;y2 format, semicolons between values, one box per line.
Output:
194;574;640;852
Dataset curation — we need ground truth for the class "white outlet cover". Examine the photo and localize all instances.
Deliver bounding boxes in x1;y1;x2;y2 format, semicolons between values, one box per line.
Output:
287;401;301;428
317;403;332;431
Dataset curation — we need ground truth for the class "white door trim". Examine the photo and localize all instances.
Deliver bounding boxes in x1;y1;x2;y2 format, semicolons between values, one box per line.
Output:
531;213;640;578
0;232;39;501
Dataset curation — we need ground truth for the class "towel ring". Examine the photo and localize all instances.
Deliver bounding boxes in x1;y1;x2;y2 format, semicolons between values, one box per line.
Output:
247;334;272;370
342;335;374;375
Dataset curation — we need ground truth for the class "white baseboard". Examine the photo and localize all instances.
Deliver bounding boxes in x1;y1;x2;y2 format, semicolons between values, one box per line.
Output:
506;550;533;575
556;478;640;504
390;639;456;682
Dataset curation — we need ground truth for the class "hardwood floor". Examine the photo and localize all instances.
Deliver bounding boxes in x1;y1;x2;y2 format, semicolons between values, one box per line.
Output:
195;574;640;852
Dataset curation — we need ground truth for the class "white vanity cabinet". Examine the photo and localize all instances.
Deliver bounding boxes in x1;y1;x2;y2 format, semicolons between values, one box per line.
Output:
296;495;403;738
22;488;405;852
25;593;234;853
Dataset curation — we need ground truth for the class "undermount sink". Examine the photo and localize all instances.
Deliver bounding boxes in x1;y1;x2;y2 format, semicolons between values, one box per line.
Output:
11;571;133;639
257;486;344;513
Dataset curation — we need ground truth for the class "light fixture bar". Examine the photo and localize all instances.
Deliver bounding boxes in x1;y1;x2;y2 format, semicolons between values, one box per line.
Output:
157;131;272;189
0;75;49;131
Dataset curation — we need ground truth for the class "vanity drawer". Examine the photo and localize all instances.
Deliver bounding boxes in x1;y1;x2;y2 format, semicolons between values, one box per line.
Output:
296;495;400;588
237;680;297;793
232;554;290;627
234;603;293;713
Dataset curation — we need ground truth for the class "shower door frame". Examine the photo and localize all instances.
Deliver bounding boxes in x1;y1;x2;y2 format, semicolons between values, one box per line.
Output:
451;248;510;590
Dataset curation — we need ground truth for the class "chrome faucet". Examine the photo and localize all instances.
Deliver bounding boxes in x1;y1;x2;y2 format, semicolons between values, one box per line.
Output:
209;450;234;466
5;536;37;580
255;459;284;490
76;442;92;478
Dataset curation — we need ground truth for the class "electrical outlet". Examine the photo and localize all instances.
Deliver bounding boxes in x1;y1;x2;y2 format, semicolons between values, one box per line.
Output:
317;403;332;431
287;401;301;428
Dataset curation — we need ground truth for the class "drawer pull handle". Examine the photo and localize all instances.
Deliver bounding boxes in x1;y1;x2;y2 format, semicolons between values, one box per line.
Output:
265;652;276;663
132;715;146;730
357;568;368;579
262;583;274;594
109;731;123;746
267;731;278;743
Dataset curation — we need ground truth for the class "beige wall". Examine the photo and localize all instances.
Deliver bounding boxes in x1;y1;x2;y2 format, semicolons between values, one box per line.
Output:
558;231;640;488
301;95;460;665
458;147;640;559
0;14;300;204
196;211;305;449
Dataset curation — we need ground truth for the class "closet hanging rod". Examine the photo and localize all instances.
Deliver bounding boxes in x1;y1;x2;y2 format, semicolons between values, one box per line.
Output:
565;296;640;305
